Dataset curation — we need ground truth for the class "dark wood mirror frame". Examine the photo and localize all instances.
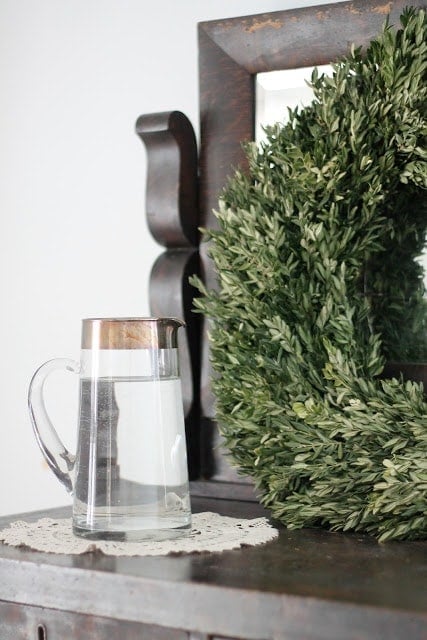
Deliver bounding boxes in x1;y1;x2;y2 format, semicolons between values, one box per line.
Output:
198;0;425;233
138;0;425;501
195;0;426;500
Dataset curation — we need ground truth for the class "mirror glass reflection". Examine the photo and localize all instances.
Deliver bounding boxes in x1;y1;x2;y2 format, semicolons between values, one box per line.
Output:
255;64;332;142
255;66;426;363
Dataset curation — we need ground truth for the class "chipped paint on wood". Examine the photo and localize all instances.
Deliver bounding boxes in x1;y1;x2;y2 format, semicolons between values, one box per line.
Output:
245;18;285;33
371;2;393;14
348;4;363;15
316;10;329;21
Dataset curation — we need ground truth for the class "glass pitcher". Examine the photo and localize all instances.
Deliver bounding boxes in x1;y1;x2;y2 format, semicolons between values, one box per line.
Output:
28;317;191;541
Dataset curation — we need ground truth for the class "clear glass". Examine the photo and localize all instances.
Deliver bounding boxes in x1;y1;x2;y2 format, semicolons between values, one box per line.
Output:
28;318;191;541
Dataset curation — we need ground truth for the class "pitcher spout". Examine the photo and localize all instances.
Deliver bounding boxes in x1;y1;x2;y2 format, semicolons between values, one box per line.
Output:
161;317;186;349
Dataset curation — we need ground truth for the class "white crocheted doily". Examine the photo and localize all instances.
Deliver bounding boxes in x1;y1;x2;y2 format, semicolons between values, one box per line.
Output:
0;512;278;556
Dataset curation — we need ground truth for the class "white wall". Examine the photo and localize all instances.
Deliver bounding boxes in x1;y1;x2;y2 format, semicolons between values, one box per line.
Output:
0;0;339;517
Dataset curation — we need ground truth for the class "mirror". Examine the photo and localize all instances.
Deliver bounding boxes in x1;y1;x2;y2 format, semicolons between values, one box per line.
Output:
255;65;332;142
256;64;426;363
196;0;426;497
255;65;427;362
256;69;426;365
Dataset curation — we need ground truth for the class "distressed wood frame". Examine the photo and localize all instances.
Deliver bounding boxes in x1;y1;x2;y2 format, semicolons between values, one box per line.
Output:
194;0;425;498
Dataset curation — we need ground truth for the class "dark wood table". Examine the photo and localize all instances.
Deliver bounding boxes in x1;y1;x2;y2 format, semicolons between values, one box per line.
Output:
0;496;425;640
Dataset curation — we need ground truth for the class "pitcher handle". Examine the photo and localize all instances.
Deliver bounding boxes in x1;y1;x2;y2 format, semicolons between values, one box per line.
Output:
28;358;80;494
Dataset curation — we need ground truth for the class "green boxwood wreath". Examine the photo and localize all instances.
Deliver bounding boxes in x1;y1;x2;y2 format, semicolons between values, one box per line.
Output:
192;8;427;542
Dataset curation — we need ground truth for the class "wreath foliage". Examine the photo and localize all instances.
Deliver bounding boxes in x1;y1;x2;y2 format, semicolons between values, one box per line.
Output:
193;9;427;541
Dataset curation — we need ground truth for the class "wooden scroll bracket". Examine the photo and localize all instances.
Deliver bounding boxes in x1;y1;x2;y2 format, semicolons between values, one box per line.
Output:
135;111;198;248
135;111;201;480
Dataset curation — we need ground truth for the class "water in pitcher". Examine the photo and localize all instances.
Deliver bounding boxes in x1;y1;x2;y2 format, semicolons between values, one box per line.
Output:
73;375;191;540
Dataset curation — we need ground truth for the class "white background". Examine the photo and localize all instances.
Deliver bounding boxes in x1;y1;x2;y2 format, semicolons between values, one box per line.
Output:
0;0;340;517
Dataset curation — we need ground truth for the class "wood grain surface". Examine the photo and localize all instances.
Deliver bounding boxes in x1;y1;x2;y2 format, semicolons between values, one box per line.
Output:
0;498;426;639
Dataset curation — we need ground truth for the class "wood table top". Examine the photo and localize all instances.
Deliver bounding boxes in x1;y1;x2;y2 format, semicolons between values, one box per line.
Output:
0;496;426;639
